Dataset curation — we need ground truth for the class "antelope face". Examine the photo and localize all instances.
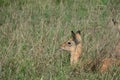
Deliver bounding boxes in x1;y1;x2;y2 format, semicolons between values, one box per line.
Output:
60;30;82;52
60;39;76;52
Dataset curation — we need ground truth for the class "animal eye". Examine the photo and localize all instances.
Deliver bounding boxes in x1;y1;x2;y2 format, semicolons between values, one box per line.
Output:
67;42;71;45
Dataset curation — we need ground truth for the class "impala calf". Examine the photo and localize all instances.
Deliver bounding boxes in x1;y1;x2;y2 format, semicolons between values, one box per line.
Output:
60;30;82;65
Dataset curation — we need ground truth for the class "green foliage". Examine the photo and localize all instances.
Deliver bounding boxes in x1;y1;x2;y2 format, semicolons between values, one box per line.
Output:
101;0;109;5
0;0;4;7
0;0;120;80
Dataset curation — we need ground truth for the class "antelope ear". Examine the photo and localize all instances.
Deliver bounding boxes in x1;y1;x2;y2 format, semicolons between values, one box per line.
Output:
71;31;75;39
71;31;79;44
112;19;118;25
76;30;81;34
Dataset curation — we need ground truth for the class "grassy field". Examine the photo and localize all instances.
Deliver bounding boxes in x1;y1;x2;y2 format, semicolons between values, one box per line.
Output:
0;0;120;80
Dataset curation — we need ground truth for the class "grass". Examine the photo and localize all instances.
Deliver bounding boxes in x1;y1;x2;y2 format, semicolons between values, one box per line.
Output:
0;0;120;80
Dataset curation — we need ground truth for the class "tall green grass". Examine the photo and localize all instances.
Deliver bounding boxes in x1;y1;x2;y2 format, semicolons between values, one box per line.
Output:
0;0;120;80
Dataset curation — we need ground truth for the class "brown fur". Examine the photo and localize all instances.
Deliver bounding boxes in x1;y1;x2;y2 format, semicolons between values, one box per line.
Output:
100;58;120;72
100;42;120;72
60;30;120;72
98;19;120;72
60;30;82;65
100;58;113;72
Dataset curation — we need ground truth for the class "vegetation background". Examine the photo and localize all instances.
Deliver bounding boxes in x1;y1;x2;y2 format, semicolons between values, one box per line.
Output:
0;0;120;80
